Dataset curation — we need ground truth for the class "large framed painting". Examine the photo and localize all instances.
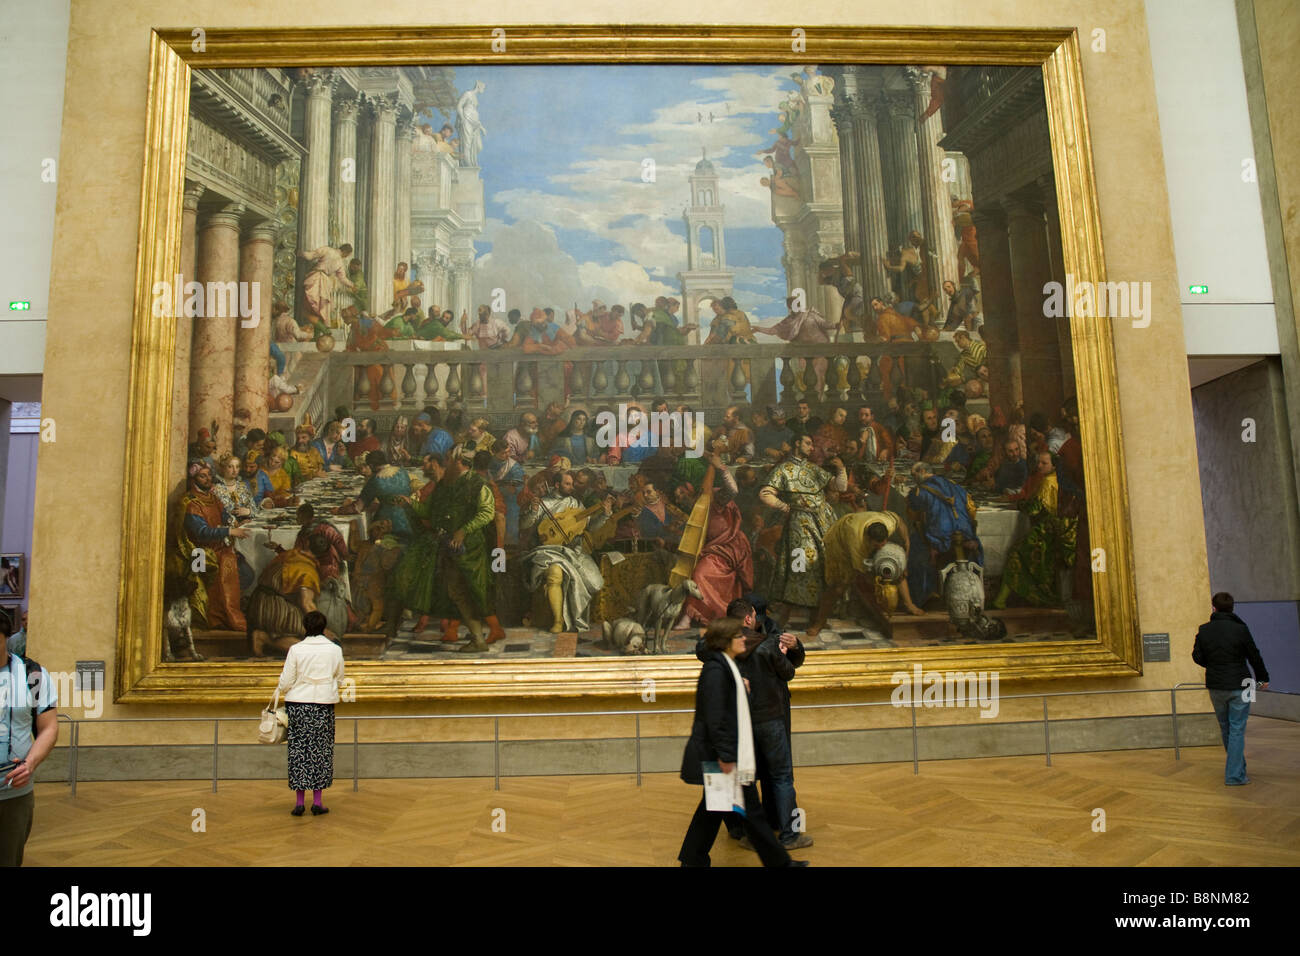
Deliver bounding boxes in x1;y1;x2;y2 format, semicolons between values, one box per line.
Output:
116;25;1139;701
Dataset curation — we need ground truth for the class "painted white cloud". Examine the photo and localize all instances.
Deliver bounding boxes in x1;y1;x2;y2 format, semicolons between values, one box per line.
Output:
473;219;679;313
577;260;678;307
472;219;582;315
485;68;803;270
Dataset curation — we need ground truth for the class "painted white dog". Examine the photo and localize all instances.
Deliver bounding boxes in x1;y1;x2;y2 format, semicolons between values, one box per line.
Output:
601;617;647;655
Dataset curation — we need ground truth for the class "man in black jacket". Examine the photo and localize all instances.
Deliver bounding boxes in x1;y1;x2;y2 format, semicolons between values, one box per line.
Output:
1192;592;1270;786
729;597;810;849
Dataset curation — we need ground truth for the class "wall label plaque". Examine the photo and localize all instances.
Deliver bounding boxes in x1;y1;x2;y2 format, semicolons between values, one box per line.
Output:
1141;633;1170;662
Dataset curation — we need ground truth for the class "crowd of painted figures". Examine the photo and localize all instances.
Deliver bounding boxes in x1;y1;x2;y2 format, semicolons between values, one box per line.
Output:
172;276;1092;657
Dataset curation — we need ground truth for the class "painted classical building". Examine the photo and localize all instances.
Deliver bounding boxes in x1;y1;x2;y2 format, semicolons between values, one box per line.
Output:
173;65;483;473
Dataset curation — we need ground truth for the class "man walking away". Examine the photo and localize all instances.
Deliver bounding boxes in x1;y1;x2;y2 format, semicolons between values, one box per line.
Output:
1192;592;1269;786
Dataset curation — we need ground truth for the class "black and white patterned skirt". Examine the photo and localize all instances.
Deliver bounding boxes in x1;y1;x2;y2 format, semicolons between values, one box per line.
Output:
286;702;335;791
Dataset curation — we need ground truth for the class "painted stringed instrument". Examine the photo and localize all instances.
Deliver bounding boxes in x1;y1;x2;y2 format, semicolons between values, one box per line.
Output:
668;462;716;588
535;498;638;546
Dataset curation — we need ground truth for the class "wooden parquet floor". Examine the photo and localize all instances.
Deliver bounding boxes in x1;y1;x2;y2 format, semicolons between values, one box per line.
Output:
24;719;1300;867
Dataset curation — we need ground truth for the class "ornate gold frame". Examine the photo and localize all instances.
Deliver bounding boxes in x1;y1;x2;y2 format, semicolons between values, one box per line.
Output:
117;25;1138;702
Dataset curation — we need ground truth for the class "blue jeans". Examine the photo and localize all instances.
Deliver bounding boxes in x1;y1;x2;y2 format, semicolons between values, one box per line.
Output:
1208;688;1251;784
753;719;798;842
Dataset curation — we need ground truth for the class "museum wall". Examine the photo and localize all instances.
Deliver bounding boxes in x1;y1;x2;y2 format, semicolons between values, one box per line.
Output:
1244;0;1300;699
31;0;1213;747
0;0;66;376
1192;358;1300;693
1192;359;1300;601
1248;0;1300;510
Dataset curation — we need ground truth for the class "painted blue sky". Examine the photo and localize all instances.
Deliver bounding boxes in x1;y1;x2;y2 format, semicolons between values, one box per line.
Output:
422;64;801;326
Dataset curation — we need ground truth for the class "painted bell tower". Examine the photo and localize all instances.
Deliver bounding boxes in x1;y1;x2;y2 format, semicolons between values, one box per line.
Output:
679;150;734;335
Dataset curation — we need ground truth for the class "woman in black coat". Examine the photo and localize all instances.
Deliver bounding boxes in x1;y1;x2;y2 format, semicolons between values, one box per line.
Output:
677;618;803;867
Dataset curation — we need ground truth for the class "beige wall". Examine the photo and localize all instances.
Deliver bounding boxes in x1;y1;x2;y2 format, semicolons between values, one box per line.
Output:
1254;0;1300;338
1251;0;1300;496
32;0;1211;744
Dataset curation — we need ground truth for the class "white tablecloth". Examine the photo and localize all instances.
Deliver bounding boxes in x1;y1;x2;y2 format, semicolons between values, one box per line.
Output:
233;470;375;602
973;504;1029;577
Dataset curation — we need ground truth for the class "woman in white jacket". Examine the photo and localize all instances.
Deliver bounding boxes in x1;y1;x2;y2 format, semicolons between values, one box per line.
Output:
277;611;345;816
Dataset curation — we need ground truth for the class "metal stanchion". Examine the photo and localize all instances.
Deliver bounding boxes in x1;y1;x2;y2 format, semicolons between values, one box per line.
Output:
69;721;79;797
911;701;919;775
494;717;501;791
212;719;219;793
1043;698;1052;767
353;718;359;791
635;714;642;787
1171;688;1180;761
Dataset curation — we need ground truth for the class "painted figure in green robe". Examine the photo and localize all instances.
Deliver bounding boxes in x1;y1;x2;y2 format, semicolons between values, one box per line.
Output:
389;446;496;651
992;452;1078;609
649;295;696;389
347;258;368;313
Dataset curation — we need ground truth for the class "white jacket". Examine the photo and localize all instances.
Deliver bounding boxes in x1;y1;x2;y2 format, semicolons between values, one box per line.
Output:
277;635;345;704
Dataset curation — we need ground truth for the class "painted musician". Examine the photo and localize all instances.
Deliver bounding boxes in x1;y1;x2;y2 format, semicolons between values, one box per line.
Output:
678;454;754;626
518;467;617;633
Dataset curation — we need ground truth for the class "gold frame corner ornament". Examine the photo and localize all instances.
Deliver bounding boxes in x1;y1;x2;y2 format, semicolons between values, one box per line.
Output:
118;25;1139;703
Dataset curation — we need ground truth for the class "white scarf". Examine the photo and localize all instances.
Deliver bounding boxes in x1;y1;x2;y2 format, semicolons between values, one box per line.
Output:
722;654;757;793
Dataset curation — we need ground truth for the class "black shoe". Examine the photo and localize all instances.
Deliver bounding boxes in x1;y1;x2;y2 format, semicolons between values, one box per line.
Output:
786;859;810;867
290;805;305;816
311;804;329;815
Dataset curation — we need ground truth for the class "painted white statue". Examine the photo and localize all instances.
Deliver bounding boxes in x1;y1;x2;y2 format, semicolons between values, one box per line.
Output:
456;81;486;167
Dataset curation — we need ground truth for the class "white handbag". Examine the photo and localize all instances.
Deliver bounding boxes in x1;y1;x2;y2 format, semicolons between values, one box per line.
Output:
258;689;289;744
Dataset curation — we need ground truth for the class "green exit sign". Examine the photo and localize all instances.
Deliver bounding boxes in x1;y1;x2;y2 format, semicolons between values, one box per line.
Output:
8;301;30;311
1188;285;1209;295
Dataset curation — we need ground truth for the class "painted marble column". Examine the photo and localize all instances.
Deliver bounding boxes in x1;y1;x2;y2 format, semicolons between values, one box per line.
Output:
436;258;451;311
850;99;892;298
783;233;807;302
329;93;359;250
172;182;204;487
190;202;244;452
353;110;371;264
394;116;415;275
878;89;925;248
365;94;398;315
818;249;845;331
908;67;960;296
832;66;890;300
451;257;473;326
234;221;277;433
1037;175;1075;400
299;69;336;253
1005;198;1062;419
831;102;861;267
970;202;1019;414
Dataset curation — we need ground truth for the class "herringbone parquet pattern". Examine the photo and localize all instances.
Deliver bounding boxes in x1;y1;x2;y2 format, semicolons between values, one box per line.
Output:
24;719;1300;866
